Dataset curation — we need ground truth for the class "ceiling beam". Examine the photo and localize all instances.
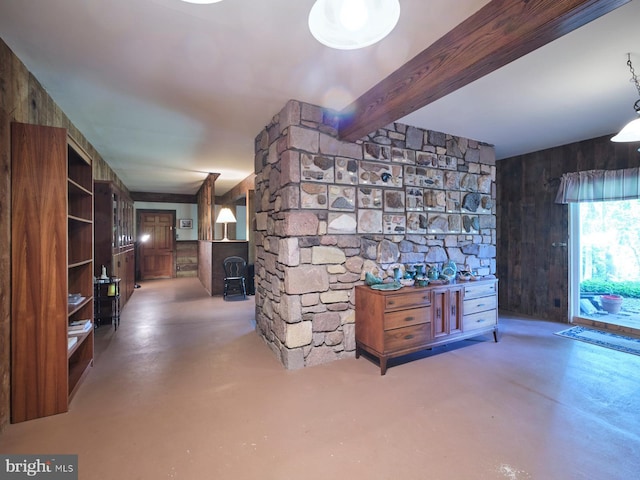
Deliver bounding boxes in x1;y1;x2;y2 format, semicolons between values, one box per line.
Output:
131;192;197;204
338;0;630;141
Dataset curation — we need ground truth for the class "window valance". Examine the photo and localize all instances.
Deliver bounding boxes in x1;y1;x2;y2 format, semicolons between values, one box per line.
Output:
555;167;640;204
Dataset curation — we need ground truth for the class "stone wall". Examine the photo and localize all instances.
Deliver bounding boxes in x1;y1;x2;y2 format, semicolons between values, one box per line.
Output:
254;100;496;369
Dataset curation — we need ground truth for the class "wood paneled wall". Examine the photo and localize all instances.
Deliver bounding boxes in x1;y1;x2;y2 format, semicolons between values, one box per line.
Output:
176;241;198;277
0;37;129;429
196;173;219;241
497;134;640;321
198;241;248;296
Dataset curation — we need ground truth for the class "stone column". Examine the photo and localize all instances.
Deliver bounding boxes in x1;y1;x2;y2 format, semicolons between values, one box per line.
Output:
254;100;496;369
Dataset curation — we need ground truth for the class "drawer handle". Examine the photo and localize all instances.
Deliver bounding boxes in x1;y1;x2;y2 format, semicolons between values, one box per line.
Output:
476;303;485;308
477;318;485;323
423;295;429;300
388;300;395;306
404;316;414;322
404;334;414;340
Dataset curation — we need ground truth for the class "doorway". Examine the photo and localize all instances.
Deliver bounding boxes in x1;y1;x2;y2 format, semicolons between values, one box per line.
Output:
570;199;640;334
137;210;176;280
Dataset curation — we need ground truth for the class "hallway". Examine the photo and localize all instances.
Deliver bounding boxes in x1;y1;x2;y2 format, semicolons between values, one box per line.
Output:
1;277;639;479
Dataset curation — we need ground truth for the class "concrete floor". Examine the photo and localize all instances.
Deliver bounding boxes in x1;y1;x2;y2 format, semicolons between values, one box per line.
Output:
1;277;639;479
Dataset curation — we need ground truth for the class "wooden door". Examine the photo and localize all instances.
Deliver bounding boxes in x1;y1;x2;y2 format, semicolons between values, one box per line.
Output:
139;211;176;280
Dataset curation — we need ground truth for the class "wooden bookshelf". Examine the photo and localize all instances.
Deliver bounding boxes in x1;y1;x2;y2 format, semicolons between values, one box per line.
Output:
11;123;94;422
67;137;94;399
94;181;135;309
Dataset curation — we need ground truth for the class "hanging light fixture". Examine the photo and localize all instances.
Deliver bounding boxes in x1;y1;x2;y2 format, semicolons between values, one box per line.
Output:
612;53;640;143
308;0;400;50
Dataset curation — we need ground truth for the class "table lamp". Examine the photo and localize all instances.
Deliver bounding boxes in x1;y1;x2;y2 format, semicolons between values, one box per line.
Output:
216;207;236;241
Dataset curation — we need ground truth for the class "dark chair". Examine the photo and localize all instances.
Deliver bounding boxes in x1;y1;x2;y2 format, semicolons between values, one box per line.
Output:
223;256;247;299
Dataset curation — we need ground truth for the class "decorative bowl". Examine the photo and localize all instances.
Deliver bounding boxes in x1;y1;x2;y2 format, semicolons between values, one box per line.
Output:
399;278;415;287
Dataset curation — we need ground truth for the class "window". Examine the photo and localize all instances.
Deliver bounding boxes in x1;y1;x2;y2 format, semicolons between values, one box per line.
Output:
570;199;640;325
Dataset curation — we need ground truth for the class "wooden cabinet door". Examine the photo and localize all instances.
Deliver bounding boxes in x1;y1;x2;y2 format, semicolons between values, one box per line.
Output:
448;286;463;335
432;289;448;339
433;286;463;338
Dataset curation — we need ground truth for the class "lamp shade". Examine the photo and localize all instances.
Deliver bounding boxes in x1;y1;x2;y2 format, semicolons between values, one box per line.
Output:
215;207;236;224
308;0;400;50
611;116;640;142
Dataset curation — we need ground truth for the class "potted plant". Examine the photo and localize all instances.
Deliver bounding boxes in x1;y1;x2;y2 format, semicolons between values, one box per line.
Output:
600;294;623;314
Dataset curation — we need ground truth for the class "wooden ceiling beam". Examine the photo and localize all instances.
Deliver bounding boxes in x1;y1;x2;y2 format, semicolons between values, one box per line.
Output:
338;0;630;141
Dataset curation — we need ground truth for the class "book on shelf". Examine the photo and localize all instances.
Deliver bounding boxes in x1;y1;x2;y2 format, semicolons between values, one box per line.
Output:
67;336;78;350
68;319;92;335
68;295;86;306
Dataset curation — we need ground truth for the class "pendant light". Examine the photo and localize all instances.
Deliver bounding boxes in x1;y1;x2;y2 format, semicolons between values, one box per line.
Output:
308;0;400;50
612;54;640;143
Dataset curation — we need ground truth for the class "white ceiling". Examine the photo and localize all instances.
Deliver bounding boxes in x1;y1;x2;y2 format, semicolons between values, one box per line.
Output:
1;0;639;195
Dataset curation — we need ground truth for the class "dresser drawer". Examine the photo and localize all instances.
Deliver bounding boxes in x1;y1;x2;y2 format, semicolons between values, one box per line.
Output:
463;294;497;315
385;290;431;311
384;307;431;330
464;282;497;299
463;310;498;331
384;322;432;351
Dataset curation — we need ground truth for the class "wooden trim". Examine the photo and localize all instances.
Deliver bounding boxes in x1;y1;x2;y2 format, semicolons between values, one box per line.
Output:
338;0;630;141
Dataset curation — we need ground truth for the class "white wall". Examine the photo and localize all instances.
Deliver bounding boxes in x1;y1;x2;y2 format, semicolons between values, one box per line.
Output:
236;206;247;240
134;202;198;241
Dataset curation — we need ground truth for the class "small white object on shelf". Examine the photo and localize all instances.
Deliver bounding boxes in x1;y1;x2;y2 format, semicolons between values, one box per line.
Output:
67;336;78;350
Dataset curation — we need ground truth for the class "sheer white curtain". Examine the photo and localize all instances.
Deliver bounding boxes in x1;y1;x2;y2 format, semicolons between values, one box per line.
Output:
555;167;640;203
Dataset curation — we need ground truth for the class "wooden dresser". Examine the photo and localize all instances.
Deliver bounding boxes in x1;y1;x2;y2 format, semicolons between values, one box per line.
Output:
355;278;498;374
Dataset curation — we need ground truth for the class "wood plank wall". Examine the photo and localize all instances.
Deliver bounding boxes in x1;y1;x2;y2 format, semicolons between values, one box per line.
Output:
497;134;640;321
176;241;198;277
196;173;218;241
0;38;130;429
197;241;213;295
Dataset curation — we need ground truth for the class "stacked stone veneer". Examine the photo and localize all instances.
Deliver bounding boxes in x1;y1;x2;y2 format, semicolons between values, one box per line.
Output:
254;100;496;369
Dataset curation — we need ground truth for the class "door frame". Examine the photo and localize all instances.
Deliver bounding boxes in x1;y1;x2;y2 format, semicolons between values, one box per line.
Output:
136;209;177;279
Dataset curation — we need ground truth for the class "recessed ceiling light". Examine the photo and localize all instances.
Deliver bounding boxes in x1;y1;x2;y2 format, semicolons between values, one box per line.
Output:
309;0;400;50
